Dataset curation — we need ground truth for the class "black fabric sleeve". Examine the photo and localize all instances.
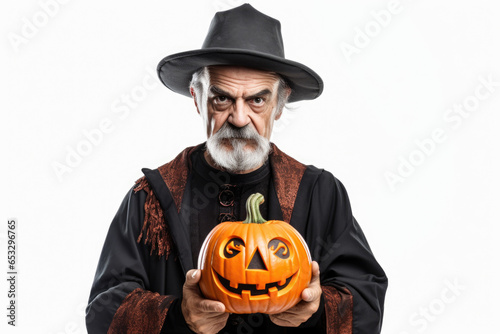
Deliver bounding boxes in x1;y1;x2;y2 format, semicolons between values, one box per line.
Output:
86;186;173;333
86;187;146;333
307;170;388;334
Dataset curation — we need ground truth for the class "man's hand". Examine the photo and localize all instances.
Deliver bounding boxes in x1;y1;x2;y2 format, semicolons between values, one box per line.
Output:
181;269;229;334
269;261;322;327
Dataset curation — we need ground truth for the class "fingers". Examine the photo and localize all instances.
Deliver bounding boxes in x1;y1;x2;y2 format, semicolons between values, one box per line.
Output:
190;313;229;334
184;269;206;296
302;261;321;302
184;270;226;313
269;314;297;327
199;299;226;313
182;269;229;333
269;261;323;327
185;269;201;285
269;303;313;327
310;261;320;283
302;288;314;302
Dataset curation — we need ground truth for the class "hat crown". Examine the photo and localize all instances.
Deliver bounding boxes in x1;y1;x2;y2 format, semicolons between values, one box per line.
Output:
157;3;323;102
202;4;285;58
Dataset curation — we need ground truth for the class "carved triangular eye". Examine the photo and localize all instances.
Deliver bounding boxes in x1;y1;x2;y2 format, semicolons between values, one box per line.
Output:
224;238;245;258
247;248;267;270
268;239;290;259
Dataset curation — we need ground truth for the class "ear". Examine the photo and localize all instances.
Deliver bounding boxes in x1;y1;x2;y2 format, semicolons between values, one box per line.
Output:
275;87;291;120
190;87;201;115
274;108;283;120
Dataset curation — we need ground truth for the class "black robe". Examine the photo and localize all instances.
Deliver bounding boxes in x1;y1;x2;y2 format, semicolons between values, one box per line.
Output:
86;143;388;333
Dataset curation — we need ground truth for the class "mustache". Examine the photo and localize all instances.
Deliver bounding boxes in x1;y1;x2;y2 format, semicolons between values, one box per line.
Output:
216;123;260;140
206;122;271;173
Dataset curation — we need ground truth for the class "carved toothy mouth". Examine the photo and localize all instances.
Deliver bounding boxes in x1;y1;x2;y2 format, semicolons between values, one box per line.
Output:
213;269;294;296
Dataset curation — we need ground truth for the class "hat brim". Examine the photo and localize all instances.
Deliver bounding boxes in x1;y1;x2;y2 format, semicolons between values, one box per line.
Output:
157;48;323;103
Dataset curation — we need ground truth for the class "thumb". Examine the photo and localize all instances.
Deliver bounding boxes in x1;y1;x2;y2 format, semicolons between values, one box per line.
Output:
310;261;320;283
185;269;201;286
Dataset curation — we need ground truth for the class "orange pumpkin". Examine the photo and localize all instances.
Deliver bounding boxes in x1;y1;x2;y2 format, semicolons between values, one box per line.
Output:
198;193;312;314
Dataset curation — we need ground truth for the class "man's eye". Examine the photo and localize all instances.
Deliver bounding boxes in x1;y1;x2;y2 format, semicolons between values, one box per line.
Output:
252;97;264;105
215;96;229;104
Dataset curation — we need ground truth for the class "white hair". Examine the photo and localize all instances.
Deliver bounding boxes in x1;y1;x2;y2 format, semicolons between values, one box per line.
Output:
190;67;211;123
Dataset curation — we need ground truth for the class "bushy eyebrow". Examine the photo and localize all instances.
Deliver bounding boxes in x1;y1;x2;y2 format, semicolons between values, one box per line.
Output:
247;89;272;99
209;85;231;97
209;85;273;100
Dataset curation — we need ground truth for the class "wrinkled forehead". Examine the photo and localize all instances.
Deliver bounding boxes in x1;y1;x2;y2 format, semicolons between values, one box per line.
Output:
207;65;281;95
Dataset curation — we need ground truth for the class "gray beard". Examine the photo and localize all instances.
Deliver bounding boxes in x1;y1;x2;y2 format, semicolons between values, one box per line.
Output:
206;123;271;173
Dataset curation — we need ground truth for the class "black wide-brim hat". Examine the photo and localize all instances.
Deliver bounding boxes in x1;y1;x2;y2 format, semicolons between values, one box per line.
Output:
157;4;323;103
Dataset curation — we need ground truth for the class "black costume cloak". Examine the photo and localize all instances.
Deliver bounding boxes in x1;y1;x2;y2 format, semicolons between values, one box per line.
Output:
86;143;387;333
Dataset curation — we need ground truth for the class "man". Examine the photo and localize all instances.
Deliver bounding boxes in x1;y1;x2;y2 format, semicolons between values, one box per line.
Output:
86;4;387;334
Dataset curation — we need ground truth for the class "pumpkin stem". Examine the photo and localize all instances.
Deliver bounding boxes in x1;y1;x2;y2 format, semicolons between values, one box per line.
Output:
243;193;267;224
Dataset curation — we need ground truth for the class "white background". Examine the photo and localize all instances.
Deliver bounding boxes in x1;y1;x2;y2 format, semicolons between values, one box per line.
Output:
1;0;499;333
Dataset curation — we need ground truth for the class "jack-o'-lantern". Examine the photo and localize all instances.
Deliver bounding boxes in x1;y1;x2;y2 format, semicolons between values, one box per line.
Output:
198;193;312;314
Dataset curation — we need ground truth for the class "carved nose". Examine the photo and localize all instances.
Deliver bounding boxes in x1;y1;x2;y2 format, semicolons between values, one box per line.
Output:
247;249;267;270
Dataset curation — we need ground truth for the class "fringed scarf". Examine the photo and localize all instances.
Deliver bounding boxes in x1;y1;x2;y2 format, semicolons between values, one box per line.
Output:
134;177;172;258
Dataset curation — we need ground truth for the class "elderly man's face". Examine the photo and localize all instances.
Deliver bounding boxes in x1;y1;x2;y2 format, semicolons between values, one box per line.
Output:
192;66;285;173
205;66;281;140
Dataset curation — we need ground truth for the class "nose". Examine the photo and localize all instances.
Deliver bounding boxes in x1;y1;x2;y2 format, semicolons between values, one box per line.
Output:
228;98;250;128
247;249;267;270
